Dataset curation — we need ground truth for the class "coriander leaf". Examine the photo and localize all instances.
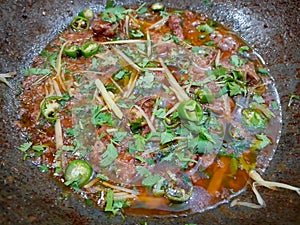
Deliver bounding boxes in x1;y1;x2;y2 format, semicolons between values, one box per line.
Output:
227;81;246;96
105;0;114;9
134;134;146;151
160;131;175;145
204;41;215;46
32;145;47;152
136;71;155;89
130;29;145;38
238;46;249;53
19;142;33;152
100;143;118;167
23;68;51;76
91;58;101;71
253;94;265;104
112;131;127;143
203;0;212;7
136;166;151;177
252;134;271;150
111;199;130;215
153;108;167;119
135;155;146;163
91;105;113;126
105;189;114;212
256;67;269;76
142;174;162;187
230;55;247;68
192;46;203;55
207;66;227;77
102;5;132;23
271;101;279;109
199;126;216;144
39;164;49;173
97;173;110;181
66;127;79;137
137;6;147;14
113;69;130;80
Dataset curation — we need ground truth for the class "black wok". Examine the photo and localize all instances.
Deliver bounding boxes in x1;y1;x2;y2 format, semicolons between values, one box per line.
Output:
0;0;299;224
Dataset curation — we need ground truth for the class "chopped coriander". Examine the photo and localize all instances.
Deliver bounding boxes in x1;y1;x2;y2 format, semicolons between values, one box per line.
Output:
238;46;250;53
253;94;265;104
153;108;167;119
39;164;49;173
203;0;212;7
91;105;113;126
142;174;162;187
100;143;118;167
112;131;127;143
256;67;269;76
135;155;147;163
252;134;271;150
104;189;114;212
271;101;279;109
113;69;130;80
19;142;33;152
230;55;247;67
97;173;110;181
23;68;51;76
204;41;215;46
136;166;151;177
32;145;47;152
130;29;145;38
133;134;146;152
102;5;132;23
137;6;147;14
136;71;155;89
160;131;175;145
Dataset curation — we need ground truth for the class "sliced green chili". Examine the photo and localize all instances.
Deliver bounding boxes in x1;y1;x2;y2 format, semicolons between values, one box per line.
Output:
71;16;89;31
64;160;93;187
151;2;165;11
177;100;203;122
64;45;81;58
81;42;99;57
78;8;94;20
41;95;69;121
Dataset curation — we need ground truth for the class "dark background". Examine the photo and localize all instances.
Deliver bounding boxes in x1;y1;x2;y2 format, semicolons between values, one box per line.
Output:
0;0;299;224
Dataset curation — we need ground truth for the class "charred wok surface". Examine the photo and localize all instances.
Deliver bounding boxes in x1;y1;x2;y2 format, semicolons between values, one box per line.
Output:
0;0;299;224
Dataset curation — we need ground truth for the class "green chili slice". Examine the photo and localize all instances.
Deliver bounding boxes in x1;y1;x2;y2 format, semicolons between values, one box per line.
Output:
78;8;94;20
151;2;165;11
64;160;93;187
64;45;81;58
41;95;69;121
81;41;99;57
177;99;203;122
71;16;89;31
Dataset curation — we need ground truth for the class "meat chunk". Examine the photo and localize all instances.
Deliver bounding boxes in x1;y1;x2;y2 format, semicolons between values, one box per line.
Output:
168;14;184;40
91;19;117;38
